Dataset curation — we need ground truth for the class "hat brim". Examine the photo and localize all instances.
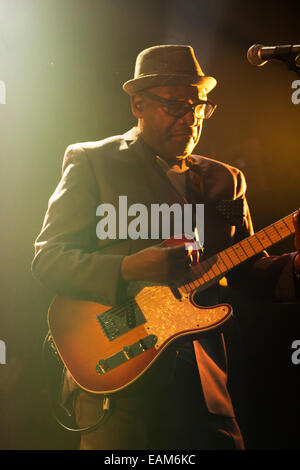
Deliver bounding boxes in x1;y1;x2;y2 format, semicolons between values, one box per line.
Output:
122;74;217;95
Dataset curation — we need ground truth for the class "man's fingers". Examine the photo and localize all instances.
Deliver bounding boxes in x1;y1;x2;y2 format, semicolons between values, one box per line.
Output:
293;209;300;231
167;244;188;259
292;209;300;260
168;247;194;277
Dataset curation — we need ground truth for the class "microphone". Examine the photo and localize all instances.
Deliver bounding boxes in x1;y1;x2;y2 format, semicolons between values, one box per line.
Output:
247;43;300;67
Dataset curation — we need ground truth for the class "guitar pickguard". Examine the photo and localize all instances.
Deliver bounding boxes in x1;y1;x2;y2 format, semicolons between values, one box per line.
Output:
135;284;231;349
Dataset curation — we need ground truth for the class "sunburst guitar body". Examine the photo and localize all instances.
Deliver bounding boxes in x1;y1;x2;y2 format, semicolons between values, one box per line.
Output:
47;212;297;394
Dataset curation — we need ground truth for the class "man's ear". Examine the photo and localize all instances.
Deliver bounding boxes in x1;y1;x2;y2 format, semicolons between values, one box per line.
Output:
130;94;144;119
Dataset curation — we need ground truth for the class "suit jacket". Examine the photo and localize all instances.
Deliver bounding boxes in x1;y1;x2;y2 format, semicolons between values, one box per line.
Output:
32;127;298;417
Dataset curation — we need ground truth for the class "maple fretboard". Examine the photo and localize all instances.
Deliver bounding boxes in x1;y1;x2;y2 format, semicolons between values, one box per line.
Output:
179;212;296;295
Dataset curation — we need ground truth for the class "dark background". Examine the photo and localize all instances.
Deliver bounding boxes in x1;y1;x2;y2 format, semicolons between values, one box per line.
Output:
0;0;299;449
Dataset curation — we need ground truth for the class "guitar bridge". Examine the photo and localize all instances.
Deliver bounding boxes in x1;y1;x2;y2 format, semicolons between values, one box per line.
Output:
95;359;110;374
95;335;157;375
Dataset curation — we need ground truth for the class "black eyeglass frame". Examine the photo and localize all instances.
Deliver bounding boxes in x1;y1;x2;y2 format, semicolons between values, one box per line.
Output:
140;90;217;120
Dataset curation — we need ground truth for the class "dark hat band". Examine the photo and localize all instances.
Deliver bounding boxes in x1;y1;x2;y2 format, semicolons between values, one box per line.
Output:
122;45;217;95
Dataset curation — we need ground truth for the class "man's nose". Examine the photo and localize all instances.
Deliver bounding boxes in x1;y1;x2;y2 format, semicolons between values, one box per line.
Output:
178;109;200;126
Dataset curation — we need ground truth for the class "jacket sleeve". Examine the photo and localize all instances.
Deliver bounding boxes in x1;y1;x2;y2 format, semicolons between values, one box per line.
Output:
31;144;126;306
226;169;298;302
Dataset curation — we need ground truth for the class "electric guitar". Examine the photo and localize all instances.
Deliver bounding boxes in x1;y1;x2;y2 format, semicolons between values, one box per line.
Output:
47;211;296;394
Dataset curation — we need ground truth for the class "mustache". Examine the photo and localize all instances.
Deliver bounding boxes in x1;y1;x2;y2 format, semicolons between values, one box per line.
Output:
169;126;198;137
167;121;201;137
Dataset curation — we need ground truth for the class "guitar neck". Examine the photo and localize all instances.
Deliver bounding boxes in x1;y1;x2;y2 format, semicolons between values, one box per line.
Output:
179;211;297;295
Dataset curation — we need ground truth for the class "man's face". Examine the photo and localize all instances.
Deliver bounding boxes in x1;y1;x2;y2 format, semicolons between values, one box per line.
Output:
132;85;206;163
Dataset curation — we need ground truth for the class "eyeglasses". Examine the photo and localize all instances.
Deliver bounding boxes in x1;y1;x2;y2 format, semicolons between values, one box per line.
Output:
141;90;217;120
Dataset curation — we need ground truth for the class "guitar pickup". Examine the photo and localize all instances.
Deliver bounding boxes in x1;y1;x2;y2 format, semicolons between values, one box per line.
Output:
97;301;146;341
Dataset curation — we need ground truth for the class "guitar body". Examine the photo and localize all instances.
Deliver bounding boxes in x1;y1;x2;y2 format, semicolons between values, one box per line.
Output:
46;211;296;394
48;285;232;395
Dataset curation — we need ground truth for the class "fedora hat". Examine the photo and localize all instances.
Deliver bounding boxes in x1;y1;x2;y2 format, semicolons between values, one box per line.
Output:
122;45;217;95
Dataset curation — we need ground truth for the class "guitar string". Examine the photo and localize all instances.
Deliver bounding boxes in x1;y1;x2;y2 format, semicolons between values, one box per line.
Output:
102;213;296;320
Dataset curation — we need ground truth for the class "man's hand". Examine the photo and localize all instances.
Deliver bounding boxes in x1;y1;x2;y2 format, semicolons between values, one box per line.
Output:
293;209;300;273
121;243;191;283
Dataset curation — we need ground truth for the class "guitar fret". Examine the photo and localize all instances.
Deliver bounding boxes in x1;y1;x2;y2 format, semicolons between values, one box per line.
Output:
201;273;210;283
231;244;247;261
201;260;215;280
263;228;273;244
199;267;211;283
272;223;283;239
225;247;240;265
181;284;190;293
193;279;202;288
246;236;262;253
181;263;208;292
265;226;281;243
219;251;234;269
180;283;192;293
236;243;247;260
282;217;294;233
274;219;290;237
215;255;228;273
211;261;222;276
188;279;198;290
255;231;272;248
204;257;222;278
240;238;256;256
